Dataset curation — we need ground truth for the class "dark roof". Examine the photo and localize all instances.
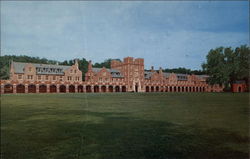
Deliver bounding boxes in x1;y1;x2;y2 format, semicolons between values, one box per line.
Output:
234;80;246;84
12;61;71;75
92;67;124;78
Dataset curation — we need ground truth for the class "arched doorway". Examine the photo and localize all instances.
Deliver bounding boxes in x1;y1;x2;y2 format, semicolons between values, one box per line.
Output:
115;86;120;92
174;86;177;92
86;85;91;93
16;84;25;93
156;86;159;92
4;84;13;93
59;85;66;93
69;85;75;93
122;86;126;92
50;85;57;93
101;86;106;92
94;85;99;93
108;86;113;92
151;86;154;92
146;86;150;92
78;85;83;93
28;84;36;93
39;85;47;93
177;87;180;92
165;87;168;92
238;86;242;92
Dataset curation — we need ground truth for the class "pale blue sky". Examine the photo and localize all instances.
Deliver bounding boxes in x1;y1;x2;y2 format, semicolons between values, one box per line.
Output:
1;1;249;69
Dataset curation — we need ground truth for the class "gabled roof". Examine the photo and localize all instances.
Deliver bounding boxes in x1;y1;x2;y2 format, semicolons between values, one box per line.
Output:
92;67;124;78
12;61;71;75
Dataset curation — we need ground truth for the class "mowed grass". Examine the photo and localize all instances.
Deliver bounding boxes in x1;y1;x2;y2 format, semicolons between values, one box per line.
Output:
1;93;249;159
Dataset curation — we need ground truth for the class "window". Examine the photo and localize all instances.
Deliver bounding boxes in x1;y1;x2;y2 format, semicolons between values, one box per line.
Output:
46;75;49;80
68;76;72;81
99;77;102;82
38;75;41;80
60;76;63;81
29;67;32;72
74;70;76;73
70;70;72;73
53;76;56;80
18;74;22;79
27;75;33;79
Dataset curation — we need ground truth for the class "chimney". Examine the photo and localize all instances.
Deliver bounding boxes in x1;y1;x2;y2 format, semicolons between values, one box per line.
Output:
151;66;154;72
159;67;163;74
88;60;92;71
74;59;79;68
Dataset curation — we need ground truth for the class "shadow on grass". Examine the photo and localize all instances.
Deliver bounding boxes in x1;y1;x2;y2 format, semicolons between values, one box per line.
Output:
1;110;249;159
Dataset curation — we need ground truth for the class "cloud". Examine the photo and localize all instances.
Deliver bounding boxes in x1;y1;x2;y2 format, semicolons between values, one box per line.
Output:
1;1;249;70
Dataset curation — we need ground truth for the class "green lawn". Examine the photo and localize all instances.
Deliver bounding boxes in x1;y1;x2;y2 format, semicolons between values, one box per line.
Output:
1;93;249;159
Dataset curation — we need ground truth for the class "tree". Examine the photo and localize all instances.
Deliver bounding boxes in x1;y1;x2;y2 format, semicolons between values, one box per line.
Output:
202;45;250;87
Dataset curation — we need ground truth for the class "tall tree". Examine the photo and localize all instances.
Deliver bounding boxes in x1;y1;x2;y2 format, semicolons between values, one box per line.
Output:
202;45;250;87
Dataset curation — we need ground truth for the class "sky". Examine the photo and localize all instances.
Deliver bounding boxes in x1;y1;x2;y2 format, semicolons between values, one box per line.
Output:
1;1;249;70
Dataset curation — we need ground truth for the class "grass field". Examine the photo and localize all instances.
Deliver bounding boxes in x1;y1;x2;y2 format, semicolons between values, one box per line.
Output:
1;93;249;159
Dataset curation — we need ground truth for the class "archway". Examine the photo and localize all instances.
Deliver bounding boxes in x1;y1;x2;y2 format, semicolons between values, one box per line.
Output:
193;87;195;92
86;85;91;93
101;85;106;92
238;86;242;92
165;87;168;92
59;85;66;93
146;86;150;92
151;86;154;92
69;85;75;93
174;86;177;92
156;86;159;92
16;84;25;93
182;87;184;92
4;84;13;93
170;87;172;92
189;87;192;92
39;85;47;93
196;87;199;92
122;86;126;92
28;84;36;93
177;87;180;92
50;85;57;93
78;85;83;93
94;85;99;93
186;87;188;92
115;86;120;92
108;86;113;92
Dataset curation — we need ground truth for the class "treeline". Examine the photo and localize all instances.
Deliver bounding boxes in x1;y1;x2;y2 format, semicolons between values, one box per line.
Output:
0;55;204;80
0;56;121;80
163;68;205;75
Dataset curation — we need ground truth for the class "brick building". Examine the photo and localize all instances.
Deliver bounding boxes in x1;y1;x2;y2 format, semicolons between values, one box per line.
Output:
0;57;224;94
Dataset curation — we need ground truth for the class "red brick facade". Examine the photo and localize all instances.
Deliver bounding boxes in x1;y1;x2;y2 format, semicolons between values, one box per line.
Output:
0;57;224;94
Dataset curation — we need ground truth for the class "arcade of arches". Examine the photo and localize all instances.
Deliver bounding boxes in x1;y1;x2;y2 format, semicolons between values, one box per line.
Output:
1;83;209;94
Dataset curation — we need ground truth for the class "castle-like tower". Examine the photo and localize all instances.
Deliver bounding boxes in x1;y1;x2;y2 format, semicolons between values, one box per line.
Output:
111;57;144;92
